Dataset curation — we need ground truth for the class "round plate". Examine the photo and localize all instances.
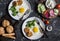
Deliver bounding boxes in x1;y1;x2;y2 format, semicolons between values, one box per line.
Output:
45;0;56;9
8;0;31;20
22;17;45;40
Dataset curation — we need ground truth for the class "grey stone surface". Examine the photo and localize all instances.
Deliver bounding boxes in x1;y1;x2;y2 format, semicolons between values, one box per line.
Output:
0;0;60;41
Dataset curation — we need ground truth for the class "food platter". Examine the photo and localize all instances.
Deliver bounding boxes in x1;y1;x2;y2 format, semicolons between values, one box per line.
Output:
0;0;60;41
22;17;45;40
8;0;31;20
38;0;60;19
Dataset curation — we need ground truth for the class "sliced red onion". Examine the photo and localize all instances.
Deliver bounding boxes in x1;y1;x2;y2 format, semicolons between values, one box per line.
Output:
49;10;55;17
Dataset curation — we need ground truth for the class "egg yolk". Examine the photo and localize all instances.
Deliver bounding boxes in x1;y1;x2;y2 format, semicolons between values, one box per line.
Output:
33;27;39;33
19;7;25;13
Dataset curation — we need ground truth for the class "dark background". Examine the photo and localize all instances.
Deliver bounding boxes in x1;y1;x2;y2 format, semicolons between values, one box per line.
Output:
0;0;60;41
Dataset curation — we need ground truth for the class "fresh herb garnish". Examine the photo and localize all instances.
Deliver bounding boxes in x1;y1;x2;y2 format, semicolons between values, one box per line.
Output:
26;20;36;28
9;6;18;16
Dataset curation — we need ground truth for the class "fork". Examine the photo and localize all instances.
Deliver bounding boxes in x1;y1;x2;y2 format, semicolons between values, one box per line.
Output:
36;20;48;38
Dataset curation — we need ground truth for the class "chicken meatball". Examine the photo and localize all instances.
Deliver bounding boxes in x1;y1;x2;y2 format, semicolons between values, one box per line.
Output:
2;20;10;27
26;31;33;37
6;25;14;33
17;0;23;5
24;28;30;33
13;1;17;6
0;27;5;35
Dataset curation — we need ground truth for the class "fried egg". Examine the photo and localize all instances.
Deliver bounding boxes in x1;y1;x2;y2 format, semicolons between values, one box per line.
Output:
28;22;40;36
33;22;40;33
15;0;29;17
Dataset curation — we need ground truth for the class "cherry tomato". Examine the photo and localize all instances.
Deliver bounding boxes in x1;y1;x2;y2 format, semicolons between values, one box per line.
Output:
44;20;50;25
43;10;50;18
56;4;60;9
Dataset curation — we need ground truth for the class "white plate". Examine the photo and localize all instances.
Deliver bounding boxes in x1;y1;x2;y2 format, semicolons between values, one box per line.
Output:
45;0;56;9
22;17;45;40
8;0;31;20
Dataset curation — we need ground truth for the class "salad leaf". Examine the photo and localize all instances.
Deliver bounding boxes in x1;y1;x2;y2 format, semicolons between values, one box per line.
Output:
12;11;18;16
10;6;16;12
9;6;18;16
26;20;36;28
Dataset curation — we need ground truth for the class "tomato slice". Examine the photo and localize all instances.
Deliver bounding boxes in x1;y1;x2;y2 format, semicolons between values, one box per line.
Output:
56;4;60;9
43;10;50;18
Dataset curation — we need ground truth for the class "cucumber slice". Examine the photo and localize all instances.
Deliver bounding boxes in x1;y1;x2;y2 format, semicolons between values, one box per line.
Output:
38;3;46;13
54;9;59;15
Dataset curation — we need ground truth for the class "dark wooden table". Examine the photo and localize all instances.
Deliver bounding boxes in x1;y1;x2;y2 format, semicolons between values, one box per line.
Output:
0;0;60;41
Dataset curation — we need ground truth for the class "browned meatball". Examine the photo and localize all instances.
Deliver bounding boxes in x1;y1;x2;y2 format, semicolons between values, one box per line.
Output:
0;27;5;35
17;0;23;5
13;1;17;6
6;25;14;33
2;20;10;27
24;28;30;33
26;31;33;37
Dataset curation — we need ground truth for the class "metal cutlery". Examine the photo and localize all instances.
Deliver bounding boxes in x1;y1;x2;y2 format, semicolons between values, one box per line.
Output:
36;20;48;38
